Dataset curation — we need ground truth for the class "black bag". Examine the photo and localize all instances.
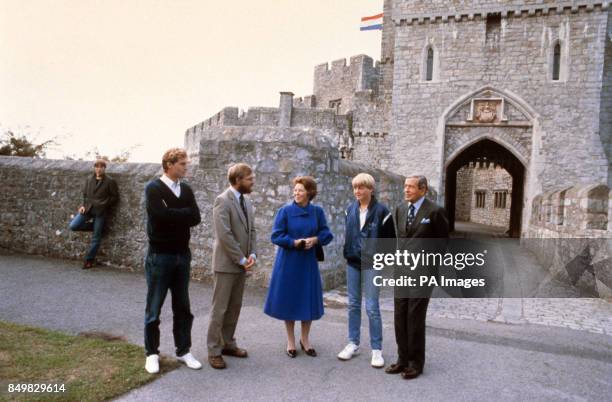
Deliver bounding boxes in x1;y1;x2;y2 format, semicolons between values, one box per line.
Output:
315;243;324;262
315;207;325;262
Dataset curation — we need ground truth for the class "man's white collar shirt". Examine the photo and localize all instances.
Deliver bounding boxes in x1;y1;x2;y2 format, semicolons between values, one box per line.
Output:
161;174;181;198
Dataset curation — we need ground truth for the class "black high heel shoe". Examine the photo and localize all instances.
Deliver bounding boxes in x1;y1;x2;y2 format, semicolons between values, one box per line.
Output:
286;349;297;358
300;340;317;357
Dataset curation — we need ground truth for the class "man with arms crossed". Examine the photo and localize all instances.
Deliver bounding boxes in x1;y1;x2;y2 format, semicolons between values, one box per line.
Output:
143;148;202;373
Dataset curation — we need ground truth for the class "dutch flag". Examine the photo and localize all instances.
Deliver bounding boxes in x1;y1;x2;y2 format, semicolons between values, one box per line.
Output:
360;13;383;31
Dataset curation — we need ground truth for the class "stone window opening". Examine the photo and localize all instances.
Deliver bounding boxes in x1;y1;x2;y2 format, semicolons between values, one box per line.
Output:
549;39;567;82
475;191;486;208
485;13;502;47
421;44;438;82
426;47;434;81
329;99;342;114
494;190;508;209
552;42;561;81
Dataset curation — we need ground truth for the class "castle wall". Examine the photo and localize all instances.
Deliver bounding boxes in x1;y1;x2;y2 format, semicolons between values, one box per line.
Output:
349;90;393;169
0;157;160;270
455;164;513;228
525;183;612;297
455;165;474;221
600;10;612;186
0;123;405;290
380;0;396;91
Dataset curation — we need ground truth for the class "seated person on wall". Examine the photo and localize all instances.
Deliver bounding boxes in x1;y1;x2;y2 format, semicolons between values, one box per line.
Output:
68;158;119;269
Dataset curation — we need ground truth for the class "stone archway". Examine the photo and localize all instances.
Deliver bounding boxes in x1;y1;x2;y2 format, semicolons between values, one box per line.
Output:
445;138;526;237
434;85;541;238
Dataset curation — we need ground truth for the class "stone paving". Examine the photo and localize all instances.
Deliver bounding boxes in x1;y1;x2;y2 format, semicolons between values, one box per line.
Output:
325;289;612;335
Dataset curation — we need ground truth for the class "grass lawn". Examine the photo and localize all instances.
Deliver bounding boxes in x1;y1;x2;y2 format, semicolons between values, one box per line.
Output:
0;321;179;401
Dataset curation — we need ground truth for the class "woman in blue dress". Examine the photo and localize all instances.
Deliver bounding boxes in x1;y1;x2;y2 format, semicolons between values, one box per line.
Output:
264;176;333;358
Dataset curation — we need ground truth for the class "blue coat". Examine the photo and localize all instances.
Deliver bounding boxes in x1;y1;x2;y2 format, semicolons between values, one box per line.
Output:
264;201;333;321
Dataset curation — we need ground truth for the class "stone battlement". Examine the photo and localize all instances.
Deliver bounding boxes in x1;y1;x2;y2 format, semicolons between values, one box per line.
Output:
393;0;609;26
529;183;611;233
313;54;381;115
186;104;344;133
314;54;378;75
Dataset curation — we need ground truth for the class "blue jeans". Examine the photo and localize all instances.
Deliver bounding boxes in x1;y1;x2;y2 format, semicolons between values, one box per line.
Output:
144;250;193;357
347;265;382;350
68;212;105;261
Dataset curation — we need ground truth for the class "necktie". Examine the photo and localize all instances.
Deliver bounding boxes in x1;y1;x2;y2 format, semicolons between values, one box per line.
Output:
239;194;249;230
405;204;416;233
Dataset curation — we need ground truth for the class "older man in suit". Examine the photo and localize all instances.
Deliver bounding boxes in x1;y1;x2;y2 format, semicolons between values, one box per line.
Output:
207;163;257;369
385;175;449;380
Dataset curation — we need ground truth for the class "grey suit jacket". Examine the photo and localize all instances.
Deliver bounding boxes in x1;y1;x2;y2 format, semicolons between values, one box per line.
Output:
212;187;257;273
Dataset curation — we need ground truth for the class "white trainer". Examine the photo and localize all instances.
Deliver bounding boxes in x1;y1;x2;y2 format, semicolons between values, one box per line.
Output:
371;349;384;368
145;354;159;374
337;342;360;361
176;352;202;370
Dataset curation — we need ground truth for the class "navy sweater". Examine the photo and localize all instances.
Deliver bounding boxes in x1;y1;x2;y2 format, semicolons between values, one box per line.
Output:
145;178;201;253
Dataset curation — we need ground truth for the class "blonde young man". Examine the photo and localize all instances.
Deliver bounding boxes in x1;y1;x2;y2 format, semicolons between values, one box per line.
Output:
338;173;395;368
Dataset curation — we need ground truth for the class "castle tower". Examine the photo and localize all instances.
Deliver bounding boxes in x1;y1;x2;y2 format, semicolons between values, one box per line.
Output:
386;0;610;237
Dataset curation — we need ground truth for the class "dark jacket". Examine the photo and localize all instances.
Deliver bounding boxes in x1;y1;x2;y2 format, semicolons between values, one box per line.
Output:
343;196;395;269
82;173;119;216
145;178;201;254
393;197;450;298
393;197;449;240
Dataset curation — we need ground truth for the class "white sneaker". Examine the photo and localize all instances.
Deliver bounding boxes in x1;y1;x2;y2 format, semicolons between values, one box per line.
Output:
145;354;159;374
176;352;202;370
371;349;384;368
337;342;360;361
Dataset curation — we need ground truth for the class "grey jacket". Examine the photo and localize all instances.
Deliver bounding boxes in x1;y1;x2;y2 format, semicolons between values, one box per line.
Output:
211;187;257;273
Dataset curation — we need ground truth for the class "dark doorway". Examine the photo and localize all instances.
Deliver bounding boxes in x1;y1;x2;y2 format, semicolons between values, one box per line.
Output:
445;139;525;238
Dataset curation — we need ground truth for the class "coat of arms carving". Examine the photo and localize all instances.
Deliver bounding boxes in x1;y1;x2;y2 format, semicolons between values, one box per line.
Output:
475;101;498;123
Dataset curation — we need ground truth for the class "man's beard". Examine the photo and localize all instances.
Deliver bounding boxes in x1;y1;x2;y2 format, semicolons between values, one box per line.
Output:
237;183;252;194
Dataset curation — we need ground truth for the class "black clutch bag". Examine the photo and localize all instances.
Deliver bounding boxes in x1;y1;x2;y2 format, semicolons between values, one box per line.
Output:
315;244;324;262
